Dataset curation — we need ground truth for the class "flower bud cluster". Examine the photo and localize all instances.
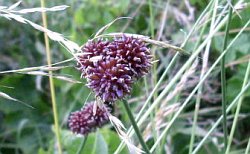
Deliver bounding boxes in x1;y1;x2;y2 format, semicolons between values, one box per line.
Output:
78;35;152;102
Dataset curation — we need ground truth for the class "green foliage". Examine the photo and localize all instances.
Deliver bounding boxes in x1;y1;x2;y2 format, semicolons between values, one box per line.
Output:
59;128;127;154
214;33;250;63
1;0;250;154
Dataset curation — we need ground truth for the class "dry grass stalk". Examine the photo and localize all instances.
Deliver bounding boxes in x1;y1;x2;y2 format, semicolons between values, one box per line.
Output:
108;114;144;154
0;91;34;108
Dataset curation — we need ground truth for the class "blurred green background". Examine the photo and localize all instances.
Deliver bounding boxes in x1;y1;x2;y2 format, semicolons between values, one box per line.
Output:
0;0;250;154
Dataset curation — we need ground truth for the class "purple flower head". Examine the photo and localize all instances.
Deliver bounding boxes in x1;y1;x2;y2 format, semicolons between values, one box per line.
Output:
77;35;152;102
108;35;152;77
68;102;110;135
78;39;110;77
86;58;133;102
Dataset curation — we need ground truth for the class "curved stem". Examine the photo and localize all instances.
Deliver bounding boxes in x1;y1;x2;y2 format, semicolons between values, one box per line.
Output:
122;100;150;154
76;136;88;154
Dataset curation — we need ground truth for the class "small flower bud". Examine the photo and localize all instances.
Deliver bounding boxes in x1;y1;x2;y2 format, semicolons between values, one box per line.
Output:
68;102;110;135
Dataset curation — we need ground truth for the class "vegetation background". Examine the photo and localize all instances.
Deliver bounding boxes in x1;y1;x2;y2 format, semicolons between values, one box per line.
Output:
0;0;250;154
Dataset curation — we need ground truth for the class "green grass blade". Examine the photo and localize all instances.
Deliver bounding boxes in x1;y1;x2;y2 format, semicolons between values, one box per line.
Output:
150;17;250;153
221;0;234;150
192;81;250;154
226;59;250;153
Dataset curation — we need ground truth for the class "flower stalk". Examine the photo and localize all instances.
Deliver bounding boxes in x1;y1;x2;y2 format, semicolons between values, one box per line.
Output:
76;136;88;154
122;99;150;154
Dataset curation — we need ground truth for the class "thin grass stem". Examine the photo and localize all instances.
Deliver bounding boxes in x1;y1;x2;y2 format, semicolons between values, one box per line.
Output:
147;2;159;151
40;0;62;154
114;1;216;152
150;17;250;153
148;0;154;38
221;0;234;150
192;81;250;154
141;0;230;135
189;1;217;153
245;138;250;154
115;1;231;153
144;77;149;97
188;12;211;153
144;76;157;152
148;0;157;102
192;18;250;153
226;59;250;153
122;100;150;154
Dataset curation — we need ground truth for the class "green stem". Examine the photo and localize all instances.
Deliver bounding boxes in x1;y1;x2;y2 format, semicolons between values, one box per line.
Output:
245;138;250;154
221;0;234;150
148;0;154;37
115;1;214;153
151;17;250;153
40;0;62;154
226;59;250;154
122;100;150;154
144;76;157;152
136;53;178;123
189;1;217;152
144;77;149;97
148;3;158;145
189;18;209;154
148;0;158;103
192;81;250;154
76;136;88;154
